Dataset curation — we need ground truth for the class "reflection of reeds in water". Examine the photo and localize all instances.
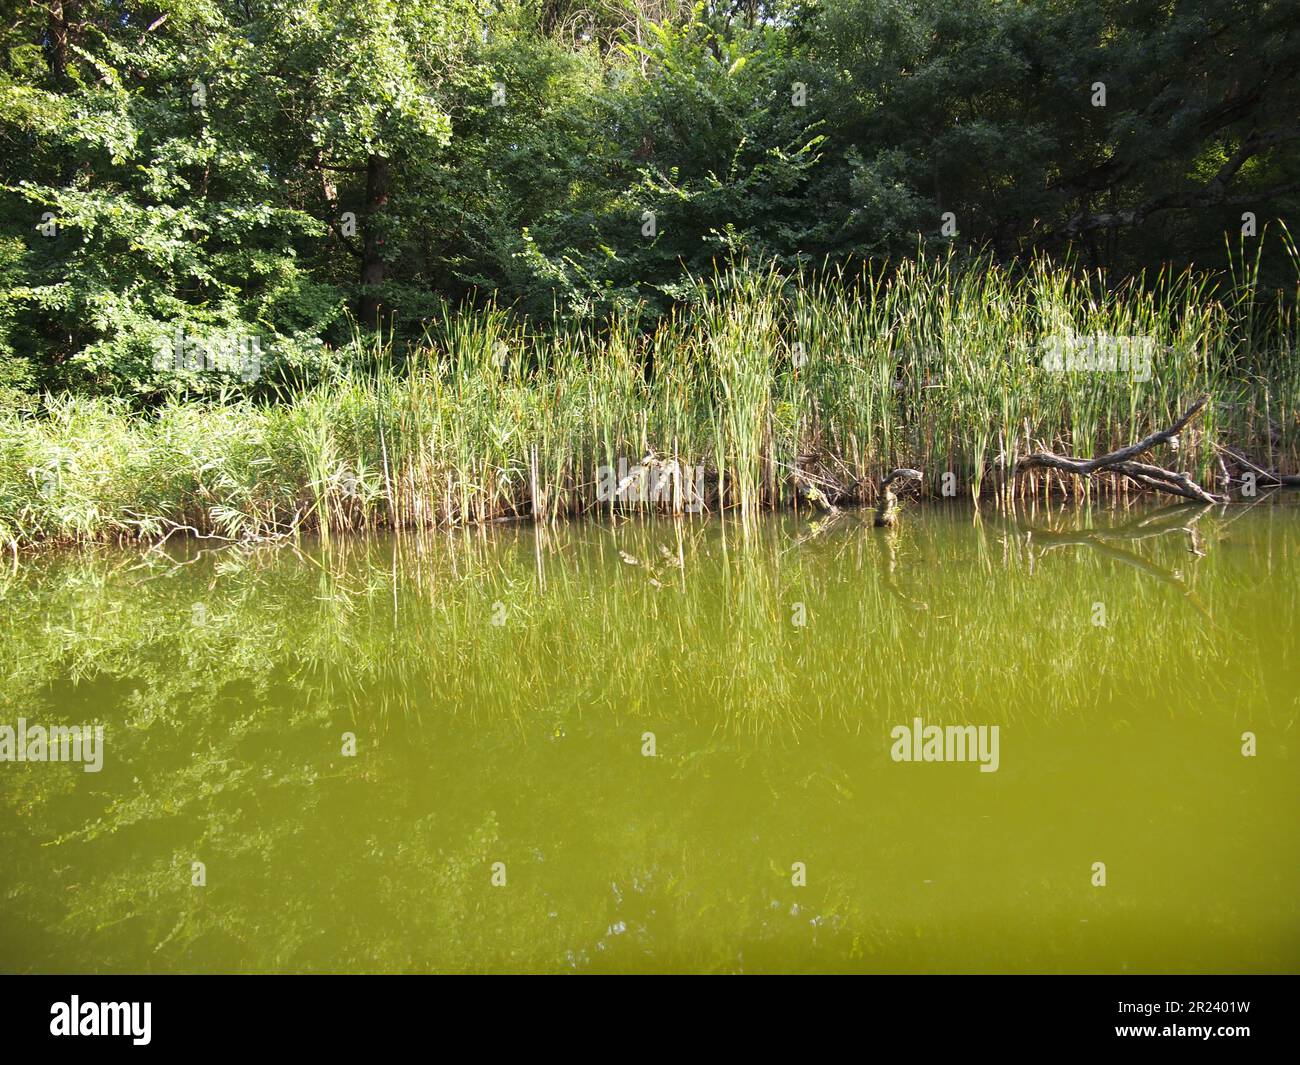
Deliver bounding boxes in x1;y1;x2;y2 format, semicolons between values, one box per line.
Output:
3;503;1296;743
1;242;1298;549
3;510;1296;976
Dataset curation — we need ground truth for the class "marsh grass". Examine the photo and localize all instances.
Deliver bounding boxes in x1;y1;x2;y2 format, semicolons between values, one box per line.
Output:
2;247;1297;549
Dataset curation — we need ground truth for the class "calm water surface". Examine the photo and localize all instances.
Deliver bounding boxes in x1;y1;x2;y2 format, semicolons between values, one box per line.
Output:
1;500;1297;973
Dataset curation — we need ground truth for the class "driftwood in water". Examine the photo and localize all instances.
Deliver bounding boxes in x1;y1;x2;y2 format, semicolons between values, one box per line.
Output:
787;463;843;513
1016;395;1225;504
874;468;923;527
787;449;867;513
1214;443;1300;489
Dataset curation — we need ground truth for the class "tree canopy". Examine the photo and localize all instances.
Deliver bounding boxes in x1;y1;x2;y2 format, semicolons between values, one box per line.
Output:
1;0;1296;396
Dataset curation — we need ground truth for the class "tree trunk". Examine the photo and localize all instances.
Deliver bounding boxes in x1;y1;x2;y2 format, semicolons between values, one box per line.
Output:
47;2;77;85
359;153;391;330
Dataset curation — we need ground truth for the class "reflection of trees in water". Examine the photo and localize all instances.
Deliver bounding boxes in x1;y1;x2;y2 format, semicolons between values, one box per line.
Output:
0;505;1284;747
0;504;1295;970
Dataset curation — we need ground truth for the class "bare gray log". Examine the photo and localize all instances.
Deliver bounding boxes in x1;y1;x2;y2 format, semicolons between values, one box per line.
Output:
1015;396;1225;503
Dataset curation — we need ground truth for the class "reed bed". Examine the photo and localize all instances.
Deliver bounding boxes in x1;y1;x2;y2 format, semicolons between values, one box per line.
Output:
1;250;1297;550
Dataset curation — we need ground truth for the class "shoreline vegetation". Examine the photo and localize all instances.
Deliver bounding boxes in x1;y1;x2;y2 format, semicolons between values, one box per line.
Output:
2;254;1298;552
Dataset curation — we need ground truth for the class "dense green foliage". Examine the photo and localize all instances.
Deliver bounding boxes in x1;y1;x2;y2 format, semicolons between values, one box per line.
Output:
2;0;1297;397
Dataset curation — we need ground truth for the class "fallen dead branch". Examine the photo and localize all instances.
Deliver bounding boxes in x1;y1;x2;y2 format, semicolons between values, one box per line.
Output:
1213;443;1300;489
1015;395;1225;504
785;461;843;513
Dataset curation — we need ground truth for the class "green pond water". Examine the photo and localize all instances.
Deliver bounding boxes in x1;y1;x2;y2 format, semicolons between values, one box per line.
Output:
1;499;1297;974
